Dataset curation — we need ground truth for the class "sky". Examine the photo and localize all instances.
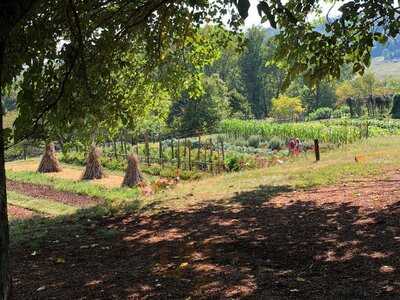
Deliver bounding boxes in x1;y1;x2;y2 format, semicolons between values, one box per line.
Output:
244;0;344;28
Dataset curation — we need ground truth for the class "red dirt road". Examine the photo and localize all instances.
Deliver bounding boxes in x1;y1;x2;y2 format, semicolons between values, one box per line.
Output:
11;174;400;299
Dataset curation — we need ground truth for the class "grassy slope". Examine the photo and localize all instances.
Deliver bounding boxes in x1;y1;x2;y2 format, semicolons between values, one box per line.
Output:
149;136;400;210
9;136;400;246
8;136;400;214
371;59;400;80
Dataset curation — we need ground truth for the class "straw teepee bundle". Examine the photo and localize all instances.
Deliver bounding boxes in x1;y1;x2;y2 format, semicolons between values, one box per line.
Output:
82;145;104;180
122;154;143;187
37;142;62;173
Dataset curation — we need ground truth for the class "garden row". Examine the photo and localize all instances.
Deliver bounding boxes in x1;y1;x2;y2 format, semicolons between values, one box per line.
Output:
219;118;400;145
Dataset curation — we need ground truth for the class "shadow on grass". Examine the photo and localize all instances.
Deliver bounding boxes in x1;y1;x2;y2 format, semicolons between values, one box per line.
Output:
231;185;293;206
10;183;400;299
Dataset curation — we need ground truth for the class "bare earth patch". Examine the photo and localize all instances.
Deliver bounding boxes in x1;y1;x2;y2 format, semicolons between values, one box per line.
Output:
7;180;103;208
11;173;400;299
6;160;124;189
8;205;37;220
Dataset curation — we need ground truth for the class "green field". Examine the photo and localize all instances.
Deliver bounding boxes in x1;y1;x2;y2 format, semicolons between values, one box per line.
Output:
371;59;400;79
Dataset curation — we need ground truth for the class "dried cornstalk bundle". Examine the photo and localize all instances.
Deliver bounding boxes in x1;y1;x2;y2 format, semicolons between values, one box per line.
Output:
122;154;143;187
37;142;62;173
82;145;104;180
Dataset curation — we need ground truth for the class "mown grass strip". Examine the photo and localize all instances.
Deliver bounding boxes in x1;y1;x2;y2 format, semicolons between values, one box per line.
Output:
6;171;139;205
8;191;77;216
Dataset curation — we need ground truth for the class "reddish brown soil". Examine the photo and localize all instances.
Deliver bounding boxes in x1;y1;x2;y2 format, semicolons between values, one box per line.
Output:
8;205;37;220
7;180;103;208
11;175;400;299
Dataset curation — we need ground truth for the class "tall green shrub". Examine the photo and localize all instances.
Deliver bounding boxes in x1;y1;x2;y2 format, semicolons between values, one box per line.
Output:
391;94;400;119
307;107;333;120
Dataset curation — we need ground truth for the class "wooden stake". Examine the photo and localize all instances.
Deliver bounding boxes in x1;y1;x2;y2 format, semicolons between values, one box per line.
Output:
188;141;192;171
183;138;187;170
209;139;213;173
314;139;320;162
221;139;225;169
197;136;201;161
177;139;181;169
144;133;150;166
204;141;207;171
159;138;163;167
113;140;118;160
171;139;174;160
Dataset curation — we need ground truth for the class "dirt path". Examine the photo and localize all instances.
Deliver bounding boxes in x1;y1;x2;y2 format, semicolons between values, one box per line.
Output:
6;160;124;189
11;173;400;299
7;180;103;208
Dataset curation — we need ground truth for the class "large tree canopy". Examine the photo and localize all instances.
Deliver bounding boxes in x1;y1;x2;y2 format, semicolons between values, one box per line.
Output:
0;1;238;298
248;0;400;85
1;0;400;298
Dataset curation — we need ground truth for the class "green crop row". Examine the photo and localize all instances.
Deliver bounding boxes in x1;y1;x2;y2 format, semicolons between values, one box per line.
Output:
219;119;399;145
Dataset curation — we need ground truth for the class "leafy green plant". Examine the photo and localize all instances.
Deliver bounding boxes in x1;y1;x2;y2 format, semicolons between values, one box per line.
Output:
268;137;285;151
332;105;351;118
247;135;261;148
307;107;333;121
391;94;400;119
225;154;242;172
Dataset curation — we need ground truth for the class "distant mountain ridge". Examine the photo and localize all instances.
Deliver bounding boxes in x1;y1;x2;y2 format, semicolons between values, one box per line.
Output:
258;25;400;62
372;35;400;61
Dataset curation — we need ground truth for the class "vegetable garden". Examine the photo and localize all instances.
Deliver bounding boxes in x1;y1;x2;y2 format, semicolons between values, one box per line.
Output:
219;118;400;145
8;118;400;188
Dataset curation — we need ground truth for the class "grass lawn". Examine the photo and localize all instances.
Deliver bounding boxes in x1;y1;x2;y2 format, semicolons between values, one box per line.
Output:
150;136;400;209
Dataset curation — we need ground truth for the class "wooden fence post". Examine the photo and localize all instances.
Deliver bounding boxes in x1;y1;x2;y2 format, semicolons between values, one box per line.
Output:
171;139;174;160
145;133;150;166
23;144;27;160
177;139;181;169
314;139;320;162
197;135;201;161
183;138;187;170
113;140;118;160
123;133;128;156
220;139;225;169
209;139;213;174
188;141;192;171
159;138;163;167
204;141;207;171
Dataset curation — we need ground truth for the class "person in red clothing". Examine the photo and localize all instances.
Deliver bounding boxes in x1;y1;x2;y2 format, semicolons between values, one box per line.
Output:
288;138;302;156
288;138;296;156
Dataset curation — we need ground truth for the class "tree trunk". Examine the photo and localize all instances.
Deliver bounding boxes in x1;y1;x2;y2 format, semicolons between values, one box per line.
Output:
0;40;11;300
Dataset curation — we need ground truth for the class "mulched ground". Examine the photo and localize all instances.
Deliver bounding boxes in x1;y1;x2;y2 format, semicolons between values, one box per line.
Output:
8;205;38;220
7;180;103;208
11;173;400;299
